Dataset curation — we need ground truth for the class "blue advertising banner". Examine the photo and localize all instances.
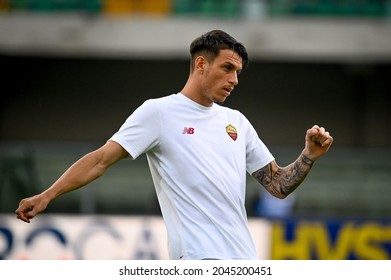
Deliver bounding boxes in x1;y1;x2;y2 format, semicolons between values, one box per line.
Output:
2;214;390;260
0;215;270;260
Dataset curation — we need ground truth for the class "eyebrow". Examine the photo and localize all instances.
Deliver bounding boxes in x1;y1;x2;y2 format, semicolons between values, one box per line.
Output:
224;62;242;73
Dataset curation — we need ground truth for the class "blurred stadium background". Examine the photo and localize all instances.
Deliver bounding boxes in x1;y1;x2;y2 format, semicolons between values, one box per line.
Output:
0;0;390;260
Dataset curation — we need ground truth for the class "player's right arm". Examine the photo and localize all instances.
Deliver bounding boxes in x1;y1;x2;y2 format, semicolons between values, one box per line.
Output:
15;140;128;223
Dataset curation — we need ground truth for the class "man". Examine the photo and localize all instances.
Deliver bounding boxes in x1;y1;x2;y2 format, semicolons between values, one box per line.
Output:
15;30;333;260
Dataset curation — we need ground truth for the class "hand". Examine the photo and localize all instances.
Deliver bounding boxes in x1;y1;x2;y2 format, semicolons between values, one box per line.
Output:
303;125;333;161
15;194;49;223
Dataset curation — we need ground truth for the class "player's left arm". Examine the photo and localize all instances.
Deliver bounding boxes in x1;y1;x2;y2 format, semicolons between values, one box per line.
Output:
252;125;333;199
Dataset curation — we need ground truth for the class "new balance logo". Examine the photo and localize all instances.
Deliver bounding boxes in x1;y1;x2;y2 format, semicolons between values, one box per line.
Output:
182;127;195;134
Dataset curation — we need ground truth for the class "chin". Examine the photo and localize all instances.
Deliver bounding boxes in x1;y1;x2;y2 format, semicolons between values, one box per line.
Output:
213;96;227;104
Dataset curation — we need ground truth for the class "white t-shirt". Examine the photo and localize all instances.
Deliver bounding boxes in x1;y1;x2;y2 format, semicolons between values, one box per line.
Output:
109;93;274;260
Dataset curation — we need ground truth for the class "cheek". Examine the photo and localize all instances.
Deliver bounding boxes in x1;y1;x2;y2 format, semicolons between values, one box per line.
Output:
206;72;222;86
206;79;220;94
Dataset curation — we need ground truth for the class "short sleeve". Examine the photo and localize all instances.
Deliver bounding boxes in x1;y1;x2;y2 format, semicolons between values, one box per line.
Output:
109;99;160;159
245;119;274;174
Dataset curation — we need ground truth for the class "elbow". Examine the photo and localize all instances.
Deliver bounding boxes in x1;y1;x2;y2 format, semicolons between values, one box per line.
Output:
277;182;301;199
273;193;288;200
273;185;295;199
262;184;289;199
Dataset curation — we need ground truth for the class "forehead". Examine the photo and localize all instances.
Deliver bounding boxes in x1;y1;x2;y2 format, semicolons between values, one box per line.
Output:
215;49;243;69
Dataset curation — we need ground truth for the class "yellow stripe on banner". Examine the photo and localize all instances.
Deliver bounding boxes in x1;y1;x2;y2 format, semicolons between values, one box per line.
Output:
141;0;171;15
104;0;172;15
104;0;135;14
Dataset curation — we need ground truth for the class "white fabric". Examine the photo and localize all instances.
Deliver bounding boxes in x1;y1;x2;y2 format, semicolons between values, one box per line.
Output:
109;93;274;260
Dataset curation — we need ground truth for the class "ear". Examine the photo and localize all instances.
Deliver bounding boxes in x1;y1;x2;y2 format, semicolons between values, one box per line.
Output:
194;56;207;74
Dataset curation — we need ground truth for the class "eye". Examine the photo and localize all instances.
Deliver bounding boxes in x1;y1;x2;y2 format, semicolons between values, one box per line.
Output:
223;63;242;75
224;64;233;72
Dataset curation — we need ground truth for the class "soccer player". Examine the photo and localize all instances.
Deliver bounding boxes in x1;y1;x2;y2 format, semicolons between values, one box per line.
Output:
15;30;333;260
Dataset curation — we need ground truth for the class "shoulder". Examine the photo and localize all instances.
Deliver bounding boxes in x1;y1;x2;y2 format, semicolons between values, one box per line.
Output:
136;94;176;111
216;104;248;121
143;93;180;108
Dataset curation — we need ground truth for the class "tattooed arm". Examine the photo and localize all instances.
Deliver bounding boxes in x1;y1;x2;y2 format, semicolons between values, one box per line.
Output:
252;154;314;199
252;125;333;199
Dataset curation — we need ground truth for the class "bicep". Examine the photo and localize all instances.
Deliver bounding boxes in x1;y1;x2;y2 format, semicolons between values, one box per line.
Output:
96;140;129;169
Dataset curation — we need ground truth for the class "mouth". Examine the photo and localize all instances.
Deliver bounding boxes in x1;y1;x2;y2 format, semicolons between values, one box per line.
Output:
223;87;233;96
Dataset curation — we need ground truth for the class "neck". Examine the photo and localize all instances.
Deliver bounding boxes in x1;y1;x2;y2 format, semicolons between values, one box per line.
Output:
181;76;213;107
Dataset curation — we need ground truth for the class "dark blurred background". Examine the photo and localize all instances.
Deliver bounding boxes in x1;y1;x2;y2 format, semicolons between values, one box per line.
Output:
1;0;390;219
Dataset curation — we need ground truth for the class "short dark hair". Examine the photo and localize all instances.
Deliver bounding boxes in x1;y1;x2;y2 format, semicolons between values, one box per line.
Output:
189;30;249;71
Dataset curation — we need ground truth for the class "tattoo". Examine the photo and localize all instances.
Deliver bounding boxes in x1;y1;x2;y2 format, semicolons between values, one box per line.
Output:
252;154;314;198
300;154;314;166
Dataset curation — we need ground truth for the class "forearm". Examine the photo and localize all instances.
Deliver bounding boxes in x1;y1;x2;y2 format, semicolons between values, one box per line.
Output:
15;141;127;223
41;151;106;202
252;151;314;198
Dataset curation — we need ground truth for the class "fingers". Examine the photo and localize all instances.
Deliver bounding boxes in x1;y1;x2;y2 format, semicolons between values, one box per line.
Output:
15;210;32;223
15;208;30;223
307;125;333;147
15;199;36;223
319;131;333;147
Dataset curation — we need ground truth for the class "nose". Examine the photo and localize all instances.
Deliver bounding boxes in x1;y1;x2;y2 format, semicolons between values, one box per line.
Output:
229;72;239;86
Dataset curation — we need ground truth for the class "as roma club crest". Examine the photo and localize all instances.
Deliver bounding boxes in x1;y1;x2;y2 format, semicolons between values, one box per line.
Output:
226;124;238;141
